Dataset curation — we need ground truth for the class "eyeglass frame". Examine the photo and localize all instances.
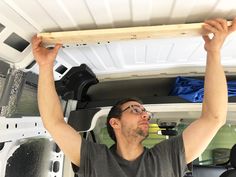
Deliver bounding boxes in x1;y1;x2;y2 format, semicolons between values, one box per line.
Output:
121;104;153;120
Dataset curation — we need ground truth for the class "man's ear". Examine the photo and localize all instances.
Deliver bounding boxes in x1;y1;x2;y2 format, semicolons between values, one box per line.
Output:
109;118;120;129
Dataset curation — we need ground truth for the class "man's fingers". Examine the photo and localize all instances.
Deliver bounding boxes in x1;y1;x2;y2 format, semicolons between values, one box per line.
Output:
229;17;236;33
202;35;210;43
202;23;217;34
215;18;228;31
54;44;62;53
55;43;62;49
32;35;42;50
51;44;62;57
205;19;224;31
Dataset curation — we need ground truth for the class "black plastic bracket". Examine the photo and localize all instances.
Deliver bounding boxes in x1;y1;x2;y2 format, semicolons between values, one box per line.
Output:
55;64;98;101
68;108;101;132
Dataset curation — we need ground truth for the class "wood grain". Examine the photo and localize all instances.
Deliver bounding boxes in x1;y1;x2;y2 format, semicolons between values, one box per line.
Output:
38;21;232;45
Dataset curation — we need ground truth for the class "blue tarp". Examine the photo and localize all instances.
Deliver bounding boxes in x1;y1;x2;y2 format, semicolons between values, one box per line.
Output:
170;76;236;103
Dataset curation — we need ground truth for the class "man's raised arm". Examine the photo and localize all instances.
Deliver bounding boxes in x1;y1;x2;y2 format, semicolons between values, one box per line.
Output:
32;36;82;166
183;18;236;164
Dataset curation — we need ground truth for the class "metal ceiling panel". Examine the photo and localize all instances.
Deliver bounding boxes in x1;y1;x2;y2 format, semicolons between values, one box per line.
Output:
0;0;236;80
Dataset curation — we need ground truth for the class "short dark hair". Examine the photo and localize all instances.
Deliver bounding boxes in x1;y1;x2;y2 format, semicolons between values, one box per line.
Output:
106;97;143;142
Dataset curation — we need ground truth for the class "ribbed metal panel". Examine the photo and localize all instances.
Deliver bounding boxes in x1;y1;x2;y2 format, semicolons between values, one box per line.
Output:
5;0;236;30
0;0;236;78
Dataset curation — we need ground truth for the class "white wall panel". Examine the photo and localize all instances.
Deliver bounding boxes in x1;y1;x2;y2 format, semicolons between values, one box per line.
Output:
168;0;198;24
145;43;162;64
207;0;236;19
105;43;126;68
84;0;114;28
186;0;218;22
107;0;131;27
167;38;201;62
134;43;147;64
57;49;79;66
38;0;78;30
187;43;206;62
0;0;236;77
120;41;136;66
146;41;175;63
3;0;59;32
131;0;152;26
228;8;236;19
221;35;236;60
89;45;116;68
149;0;175;25
60;0;96;29
82;46;108;70
63;47;95;70
0;1;36;32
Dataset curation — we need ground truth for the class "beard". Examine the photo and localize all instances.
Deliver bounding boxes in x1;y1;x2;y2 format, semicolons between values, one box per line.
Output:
121;124;149;142
136;127;149;139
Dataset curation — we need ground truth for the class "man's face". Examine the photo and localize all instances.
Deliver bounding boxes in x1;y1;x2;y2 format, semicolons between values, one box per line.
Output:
119;101;151;141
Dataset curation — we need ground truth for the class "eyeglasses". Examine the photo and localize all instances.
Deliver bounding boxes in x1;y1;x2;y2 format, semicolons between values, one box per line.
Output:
121;105;153;120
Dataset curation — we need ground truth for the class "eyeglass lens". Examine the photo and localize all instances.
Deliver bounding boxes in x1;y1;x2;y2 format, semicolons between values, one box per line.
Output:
130;105;153;120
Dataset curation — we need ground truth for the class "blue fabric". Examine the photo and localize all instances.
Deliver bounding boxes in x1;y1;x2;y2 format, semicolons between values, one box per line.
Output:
170;76;236;103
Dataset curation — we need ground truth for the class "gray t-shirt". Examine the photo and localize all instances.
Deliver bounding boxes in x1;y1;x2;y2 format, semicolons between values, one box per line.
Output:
73;135;187;177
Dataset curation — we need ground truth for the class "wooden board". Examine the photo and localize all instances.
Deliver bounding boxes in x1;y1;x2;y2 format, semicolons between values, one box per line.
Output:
38;21;232;45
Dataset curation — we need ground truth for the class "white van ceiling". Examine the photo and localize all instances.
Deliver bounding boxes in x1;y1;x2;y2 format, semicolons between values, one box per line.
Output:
0;0;236;80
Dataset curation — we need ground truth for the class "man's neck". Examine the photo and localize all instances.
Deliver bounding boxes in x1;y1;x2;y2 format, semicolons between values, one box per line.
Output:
115;139;144;161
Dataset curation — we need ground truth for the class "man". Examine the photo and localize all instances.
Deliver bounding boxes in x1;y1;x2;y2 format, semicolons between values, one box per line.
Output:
32;18;236;177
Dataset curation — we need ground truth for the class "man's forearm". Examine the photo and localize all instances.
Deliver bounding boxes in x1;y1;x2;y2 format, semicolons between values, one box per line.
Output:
38;66;64;128
202;51;227;123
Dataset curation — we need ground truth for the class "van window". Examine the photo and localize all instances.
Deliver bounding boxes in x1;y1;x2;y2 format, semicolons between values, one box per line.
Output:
93;116;236;166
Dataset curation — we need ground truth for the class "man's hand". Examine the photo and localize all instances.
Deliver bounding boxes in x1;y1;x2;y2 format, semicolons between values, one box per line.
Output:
32;35;62;67
202;18;236;53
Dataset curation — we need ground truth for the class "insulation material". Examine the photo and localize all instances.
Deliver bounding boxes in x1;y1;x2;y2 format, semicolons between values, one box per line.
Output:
0;69;25;117
14;84;39;117
0;76;6;100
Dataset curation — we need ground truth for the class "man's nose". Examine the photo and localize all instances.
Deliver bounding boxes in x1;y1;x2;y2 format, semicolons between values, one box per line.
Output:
141;112;150;121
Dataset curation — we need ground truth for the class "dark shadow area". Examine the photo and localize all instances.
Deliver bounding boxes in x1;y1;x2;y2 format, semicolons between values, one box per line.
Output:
5;139;52;177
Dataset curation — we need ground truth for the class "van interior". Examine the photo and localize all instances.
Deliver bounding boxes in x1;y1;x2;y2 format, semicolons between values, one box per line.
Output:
0;1;236;177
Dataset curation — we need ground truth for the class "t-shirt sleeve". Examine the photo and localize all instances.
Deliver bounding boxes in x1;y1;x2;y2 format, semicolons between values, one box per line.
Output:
152;134;187;176
71;137;107;176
